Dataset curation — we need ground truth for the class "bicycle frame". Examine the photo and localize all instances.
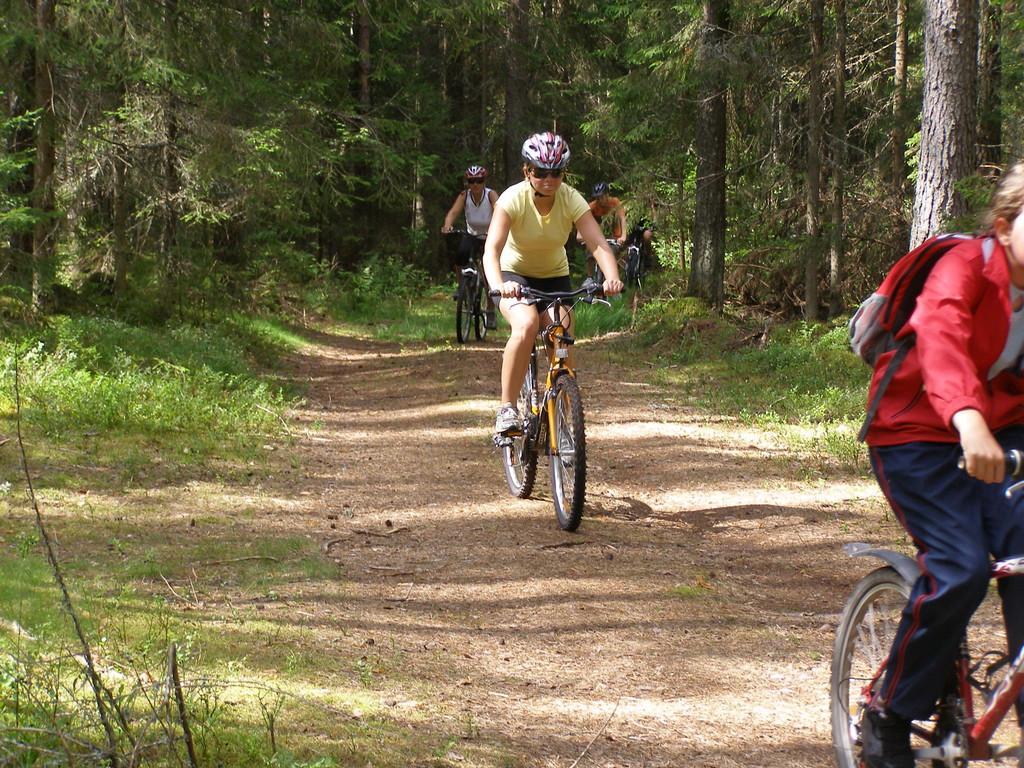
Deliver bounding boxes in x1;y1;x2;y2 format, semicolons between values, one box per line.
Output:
538;299;575;455
958;556;1024;761
512;296;578;456
846;546;1024;764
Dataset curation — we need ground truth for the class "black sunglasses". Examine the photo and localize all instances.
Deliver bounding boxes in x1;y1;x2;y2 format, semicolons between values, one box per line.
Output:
467;177;485;183
530;168;564;179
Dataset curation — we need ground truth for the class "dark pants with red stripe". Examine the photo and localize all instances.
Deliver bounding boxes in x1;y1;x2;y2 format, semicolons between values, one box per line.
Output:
870;427;1024;723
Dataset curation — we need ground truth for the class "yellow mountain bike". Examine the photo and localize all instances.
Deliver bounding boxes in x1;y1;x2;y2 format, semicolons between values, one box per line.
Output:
493;280;608;531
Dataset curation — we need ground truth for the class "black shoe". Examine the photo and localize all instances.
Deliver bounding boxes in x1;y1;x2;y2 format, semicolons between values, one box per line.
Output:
862;708;914;768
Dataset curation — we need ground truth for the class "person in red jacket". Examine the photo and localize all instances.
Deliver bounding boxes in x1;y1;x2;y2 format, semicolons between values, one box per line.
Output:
861;162;1024;768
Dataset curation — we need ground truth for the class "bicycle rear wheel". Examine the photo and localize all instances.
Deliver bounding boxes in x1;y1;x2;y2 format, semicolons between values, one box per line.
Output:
830;566;910;768
548;374;586;531
502;354;538;498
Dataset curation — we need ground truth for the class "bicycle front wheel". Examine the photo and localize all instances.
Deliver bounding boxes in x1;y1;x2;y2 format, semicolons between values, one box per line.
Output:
502;355;538;498
456;277;473;343
473;274;487;341
548;374;586;531
830;566;910;768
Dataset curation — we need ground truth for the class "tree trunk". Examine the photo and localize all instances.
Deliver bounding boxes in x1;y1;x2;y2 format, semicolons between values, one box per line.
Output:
803;0;824;322
678;178;689;273
504;0;528;185
4;6;35;274
688;0;729;310
357;0;371;110
31;0;57;312
909;0;978;247
112;148;129;299
161;0;180;289
890;0;908;235
829;0;846;319
976;0;1001;170
112;0;130;300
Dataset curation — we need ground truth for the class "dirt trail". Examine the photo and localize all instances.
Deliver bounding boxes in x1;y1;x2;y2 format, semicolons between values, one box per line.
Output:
279;327;902;767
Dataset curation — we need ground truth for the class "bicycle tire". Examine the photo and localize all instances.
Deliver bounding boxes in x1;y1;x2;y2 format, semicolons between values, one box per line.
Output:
830;566;911;768
624;245;638;286
502;354;538;498
548;374;586;531
473;273;487;341
456;275;473;343
626;245;645;288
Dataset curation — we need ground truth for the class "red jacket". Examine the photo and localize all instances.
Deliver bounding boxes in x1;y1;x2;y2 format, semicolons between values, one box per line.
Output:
866;236;1024;446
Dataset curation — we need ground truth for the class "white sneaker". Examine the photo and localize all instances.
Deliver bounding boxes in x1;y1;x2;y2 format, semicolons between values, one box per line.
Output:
494;405;520;435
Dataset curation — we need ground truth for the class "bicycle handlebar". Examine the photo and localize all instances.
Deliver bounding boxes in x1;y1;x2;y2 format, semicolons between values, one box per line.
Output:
488;279;606;304
957;449;1024;479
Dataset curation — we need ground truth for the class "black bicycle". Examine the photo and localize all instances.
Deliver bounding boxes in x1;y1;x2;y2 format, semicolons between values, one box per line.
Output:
446;230;488;343
623;222;653;289
492;280;608;531
589;239;620;287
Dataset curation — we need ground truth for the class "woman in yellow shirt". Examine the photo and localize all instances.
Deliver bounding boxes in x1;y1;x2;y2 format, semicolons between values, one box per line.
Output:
483;132;623;437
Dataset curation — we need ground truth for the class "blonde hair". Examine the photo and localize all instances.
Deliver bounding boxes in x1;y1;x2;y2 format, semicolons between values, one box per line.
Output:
984;161;1024;230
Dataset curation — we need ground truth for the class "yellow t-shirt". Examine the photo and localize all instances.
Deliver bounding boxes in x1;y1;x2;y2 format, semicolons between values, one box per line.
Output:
496;181;590;278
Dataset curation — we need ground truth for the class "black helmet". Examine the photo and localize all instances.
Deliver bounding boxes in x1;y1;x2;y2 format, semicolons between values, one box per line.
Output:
591;182;609;198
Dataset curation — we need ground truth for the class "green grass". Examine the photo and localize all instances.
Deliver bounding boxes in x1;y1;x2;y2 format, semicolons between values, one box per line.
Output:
0;313;304;492
606;283;873;468
0;523;518;767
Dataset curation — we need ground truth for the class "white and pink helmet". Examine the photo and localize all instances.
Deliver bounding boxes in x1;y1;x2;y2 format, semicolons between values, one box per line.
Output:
521;132;571;169
465;165;488;179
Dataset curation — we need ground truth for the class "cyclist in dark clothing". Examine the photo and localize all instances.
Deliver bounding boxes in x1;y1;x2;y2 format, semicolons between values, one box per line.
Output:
861;161;1024;768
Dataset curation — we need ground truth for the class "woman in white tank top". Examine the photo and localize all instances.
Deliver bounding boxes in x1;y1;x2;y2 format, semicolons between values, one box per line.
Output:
441;165;500;327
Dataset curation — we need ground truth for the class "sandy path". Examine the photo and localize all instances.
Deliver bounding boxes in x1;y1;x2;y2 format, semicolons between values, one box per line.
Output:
277;328;899;767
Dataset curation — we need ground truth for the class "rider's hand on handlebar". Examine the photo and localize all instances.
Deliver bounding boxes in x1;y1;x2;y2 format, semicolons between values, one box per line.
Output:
499;280;523;299
602;278;624;297
441;225;452;233
954;408;1006;484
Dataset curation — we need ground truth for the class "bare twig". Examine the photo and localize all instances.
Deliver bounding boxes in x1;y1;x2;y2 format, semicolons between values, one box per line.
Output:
567;698;620;768
189;555;279;566
320;536;351;553
383;583;416;603
366;566;414;576
168;643;199;768
353;527;410;538
254;403;292;433
14;356;128;765
367;559;447;576
539;540;592;550
160;573;198;607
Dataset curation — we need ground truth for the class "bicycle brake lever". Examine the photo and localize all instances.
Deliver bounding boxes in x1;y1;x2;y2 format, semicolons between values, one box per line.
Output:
1006;479;1024;500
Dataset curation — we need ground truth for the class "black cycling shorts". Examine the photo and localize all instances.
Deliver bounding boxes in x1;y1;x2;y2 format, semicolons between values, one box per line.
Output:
452;234;484;268
500;272;572;313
